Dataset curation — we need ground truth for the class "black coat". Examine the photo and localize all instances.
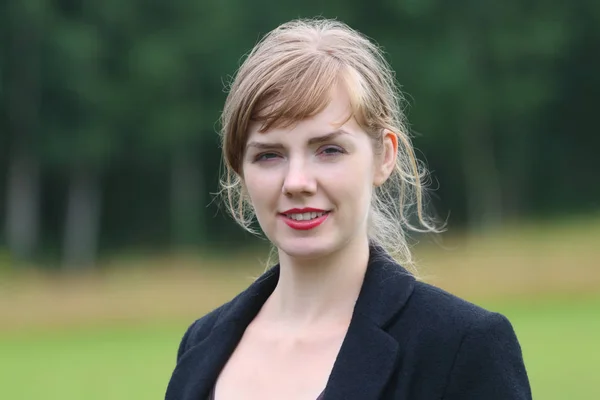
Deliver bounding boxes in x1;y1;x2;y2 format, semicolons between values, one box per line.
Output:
165;246;532;399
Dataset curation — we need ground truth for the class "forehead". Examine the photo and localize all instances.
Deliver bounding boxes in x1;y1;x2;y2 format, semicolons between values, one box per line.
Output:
247;83;361;140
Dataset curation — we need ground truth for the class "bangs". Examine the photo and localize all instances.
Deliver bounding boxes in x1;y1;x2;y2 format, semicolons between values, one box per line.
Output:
250;53;365;132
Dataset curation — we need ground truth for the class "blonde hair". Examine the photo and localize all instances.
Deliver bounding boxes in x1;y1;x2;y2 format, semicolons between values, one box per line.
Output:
218;18;441;274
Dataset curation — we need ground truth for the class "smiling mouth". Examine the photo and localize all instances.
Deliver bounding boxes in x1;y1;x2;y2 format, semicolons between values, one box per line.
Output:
279;210;331;231
283;211;330;221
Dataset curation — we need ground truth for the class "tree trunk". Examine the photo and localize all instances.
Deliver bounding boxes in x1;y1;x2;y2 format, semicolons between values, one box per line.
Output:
459;14;503;234
5;151;40;264
460;116;503;233
501;128;533;221
170;147;205;250
62;167;102;270
4;2;42;264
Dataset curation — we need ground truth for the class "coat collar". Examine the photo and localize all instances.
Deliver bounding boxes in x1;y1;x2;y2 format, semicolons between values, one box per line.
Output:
167;244;416;400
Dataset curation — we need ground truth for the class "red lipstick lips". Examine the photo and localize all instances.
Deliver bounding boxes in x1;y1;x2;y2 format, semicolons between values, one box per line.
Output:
279;208;330;230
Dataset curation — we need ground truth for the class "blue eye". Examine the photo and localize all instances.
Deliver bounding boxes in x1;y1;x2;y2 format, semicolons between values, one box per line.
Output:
320;146;344;156
256;152;280;161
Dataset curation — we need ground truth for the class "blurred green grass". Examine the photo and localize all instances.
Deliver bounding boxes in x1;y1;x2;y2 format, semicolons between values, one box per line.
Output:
484;295;600;399
0;323;181;399
0;295;598;399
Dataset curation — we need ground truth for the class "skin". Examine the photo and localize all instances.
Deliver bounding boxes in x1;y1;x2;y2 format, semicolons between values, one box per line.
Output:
214;82;398;400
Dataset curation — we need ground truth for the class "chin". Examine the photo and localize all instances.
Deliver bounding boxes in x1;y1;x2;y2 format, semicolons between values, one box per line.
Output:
275;237;339;260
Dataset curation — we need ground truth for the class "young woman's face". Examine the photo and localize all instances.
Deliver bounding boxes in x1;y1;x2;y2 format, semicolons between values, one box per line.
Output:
242;84;392;260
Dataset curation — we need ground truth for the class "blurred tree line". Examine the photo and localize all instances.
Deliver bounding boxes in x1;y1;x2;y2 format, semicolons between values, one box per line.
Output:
0;0;598;268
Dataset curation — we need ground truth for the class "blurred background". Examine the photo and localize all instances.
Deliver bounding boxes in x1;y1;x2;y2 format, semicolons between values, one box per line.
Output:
1;0;599;398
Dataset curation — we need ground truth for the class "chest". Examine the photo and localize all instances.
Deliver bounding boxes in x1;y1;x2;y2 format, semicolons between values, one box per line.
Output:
213;329;346;400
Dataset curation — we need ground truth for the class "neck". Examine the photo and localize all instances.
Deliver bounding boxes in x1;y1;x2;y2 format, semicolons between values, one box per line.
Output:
262;235;370;331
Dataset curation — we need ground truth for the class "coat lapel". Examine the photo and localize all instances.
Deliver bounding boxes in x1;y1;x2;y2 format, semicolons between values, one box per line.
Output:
322;315;400;400
322;246;416;400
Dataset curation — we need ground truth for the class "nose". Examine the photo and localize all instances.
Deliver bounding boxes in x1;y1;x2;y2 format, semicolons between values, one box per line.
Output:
282;158;317;197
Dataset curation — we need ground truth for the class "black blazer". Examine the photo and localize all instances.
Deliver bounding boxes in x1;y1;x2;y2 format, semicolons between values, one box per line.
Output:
165;246;532;399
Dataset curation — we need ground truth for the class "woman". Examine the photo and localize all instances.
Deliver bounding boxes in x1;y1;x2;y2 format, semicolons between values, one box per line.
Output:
166;18;531;400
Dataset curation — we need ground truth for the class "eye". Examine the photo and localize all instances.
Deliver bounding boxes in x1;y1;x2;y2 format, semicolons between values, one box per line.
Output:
255;152;281;162
319;146;345;156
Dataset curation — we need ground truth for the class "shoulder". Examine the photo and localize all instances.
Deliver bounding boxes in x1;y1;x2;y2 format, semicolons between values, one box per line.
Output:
387;278;521;356
175;306;222;361
386;280;531;398
408;283;531;398
175;299;236;361
408;280;510;331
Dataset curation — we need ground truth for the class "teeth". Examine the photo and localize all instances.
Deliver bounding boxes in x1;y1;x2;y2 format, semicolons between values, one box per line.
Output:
287;211;326;221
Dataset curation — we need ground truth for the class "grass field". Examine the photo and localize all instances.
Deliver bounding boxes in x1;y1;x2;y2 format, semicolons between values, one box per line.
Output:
1;216;599;399
1;295;599;399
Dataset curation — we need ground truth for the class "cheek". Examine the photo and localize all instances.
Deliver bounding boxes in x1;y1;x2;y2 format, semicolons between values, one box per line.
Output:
327;161;374;205
243;166;278;209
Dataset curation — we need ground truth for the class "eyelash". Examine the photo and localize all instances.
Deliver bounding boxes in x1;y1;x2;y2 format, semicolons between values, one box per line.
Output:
254;146;345;162
255;153;279;162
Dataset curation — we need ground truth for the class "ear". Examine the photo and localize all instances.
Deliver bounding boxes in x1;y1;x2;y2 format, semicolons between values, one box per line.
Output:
373;130;398;187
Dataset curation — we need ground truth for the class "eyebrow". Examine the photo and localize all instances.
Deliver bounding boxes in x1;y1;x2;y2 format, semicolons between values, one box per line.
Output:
245;129;349;151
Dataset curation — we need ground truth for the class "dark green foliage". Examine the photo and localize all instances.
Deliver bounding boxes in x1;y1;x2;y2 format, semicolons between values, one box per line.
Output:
0;0;598;263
